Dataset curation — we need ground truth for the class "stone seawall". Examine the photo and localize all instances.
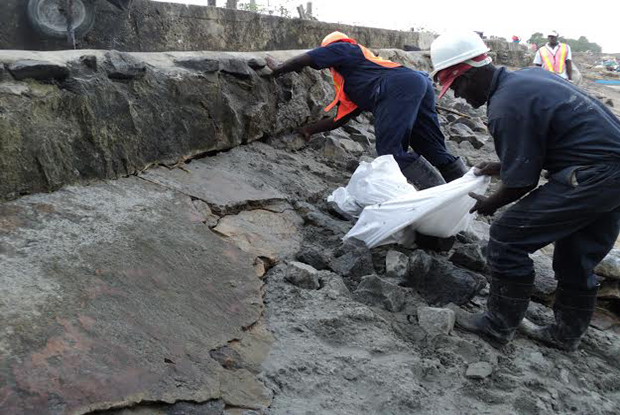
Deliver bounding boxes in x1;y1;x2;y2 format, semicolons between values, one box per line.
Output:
0;0;431;52
0;48;431;201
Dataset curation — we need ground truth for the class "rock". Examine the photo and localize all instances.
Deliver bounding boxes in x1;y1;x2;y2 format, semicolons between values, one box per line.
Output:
408;250;433;280
191;199;220;228
319;271;351;298
406;254;486;306
296;248;330;270
354;275;406;312
0;178;263;414
448;123;486;149
7;59;69;81
174;57;220;72
531;252;558;303
214;209;304;263
595;249;620;280
452;116;487;133
79;55;98;70
465;362;493;380
322;137;350;160
450;244;487;272
0;63;6;80
247;57;266;69
220;58;253;78
598;279;620;300
417;306;455;337
385;250;409;279
348;133;372;148
104;51;146;80
338;139;365;156
285;261;320;290
331;239;375;281
220;368;272;409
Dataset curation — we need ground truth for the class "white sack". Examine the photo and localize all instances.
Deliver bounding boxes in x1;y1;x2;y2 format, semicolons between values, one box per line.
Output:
327;155;416;217
338;157;490;248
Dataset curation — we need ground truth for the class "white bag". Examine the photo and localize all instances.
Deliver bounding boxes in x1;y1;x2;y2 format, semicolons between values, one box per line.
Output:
333;156;490;248
327;155;417;217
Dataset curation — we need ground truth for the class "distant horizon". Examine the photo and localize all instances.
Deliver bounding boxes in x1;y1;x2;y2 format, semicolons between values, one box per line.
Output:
152;0;619;54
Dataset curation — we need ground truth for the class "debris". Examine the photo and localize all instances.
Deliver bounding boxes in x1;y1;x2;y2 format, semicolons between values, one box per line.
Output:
296;247;330;270
450;243;487;272
436;104;471;119
174;57;220;72
406;253;486;305
385;250;409;279
285;261;320;289
417;306;456;336
8;59;69;81
448;123;487;149
104;51;146;80
247;57;267;69
354;275;406;312
595;249;620;280
330;239;375;281
465;362;493;379
220;58;254;78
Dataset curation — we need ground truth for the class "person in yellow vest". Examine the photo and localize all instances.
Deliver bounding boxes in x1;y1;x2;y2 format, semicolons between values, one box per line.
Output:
265;31;467;190
533;30;573;81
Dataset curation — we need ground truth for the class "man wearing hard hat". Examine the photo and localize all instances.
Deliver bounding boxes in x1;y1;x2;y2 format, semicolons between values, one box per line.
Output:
533;30;573;81
265;32;466;190
429;31;620;351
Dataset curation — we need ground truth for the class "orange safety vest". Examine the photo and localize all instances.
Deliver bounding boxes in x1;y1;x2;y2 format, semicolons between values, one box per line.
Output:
324;45;401;121
539;43;568;74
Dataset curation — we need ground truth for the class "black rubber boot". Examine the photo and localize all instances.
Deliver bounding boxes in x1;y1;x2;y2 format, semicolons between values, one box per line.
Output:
520;285;599;351
401;156;446;190
456;275;535;347
438;157;469;182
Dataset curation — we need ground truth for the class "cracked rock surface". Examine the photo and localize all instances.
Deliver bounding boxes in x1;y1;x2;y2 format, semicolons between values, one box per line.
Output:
1;49;620;415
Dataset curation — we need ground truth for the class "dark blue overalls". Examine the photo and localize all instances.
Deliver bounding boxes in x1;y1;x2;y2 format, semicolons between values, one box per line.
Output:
486;68;620;290
307;42;456;172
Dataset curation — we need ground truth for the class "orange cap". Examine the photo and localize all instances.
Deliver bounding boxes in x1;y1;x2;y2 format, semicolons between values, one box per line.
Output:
321;31;357;47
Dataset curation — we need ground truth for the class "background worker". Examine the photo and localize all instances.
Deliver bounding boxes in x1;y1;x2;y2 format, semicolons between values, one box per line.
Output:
533;30;573;81
430;31;620;351
265;31;467;190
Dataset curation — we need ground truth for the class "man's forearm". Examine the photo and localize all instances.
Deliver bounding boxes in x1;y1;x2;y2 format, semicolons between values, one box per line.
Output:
302;109;363;136
485;184;536;211
270;54;314;77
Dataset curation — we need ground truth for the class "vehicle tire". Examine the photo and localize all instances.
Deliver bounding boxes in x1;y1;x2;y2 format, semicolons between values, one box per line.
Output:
27;0;97;40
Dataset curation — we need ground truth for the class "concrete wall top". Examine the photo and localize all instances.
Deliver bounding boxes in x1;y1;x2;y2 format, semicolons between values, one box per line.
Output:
1;0;428;52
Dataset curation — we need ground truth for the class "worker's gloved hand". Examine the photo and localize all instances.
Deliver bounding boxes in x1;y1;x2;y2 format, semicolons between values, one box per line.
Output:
468;192;498;216
473;161;501;177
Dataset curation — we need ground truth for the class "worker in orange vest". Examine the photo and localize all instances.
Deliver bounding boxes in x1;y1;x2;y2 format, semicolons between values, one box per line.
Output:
533;30;573;81
265;31;467;190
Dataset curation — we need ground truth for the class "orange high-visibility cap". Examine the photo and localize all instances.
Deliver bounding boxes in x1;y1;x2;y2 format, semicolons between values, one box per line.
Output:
321;31;357;47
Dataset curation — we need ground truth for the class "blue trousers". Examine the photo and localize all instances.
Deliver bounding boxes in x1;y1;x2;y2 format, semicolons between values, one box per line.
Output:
488;163;620;291
372;71;456;171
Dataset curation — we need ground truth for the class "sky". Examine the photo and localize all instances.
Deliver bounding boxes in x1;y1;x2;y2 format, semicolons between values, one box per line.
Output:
154;0;619;53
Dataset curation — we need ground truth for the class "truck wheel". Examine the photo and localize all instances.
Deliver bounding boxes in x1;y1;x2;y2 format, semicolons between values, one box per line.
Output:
27;0;96;40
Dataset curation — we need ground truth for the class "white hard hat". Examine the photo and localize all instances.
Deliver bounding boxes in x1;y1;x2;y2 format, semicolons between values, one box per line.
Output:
547;30;559;37
430;31;490;78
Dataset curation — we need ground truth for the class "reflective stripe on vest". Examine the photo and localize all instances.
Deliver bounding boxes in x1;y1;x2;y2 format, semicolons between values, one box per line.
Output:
324;45;401;121
539;43;568;74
